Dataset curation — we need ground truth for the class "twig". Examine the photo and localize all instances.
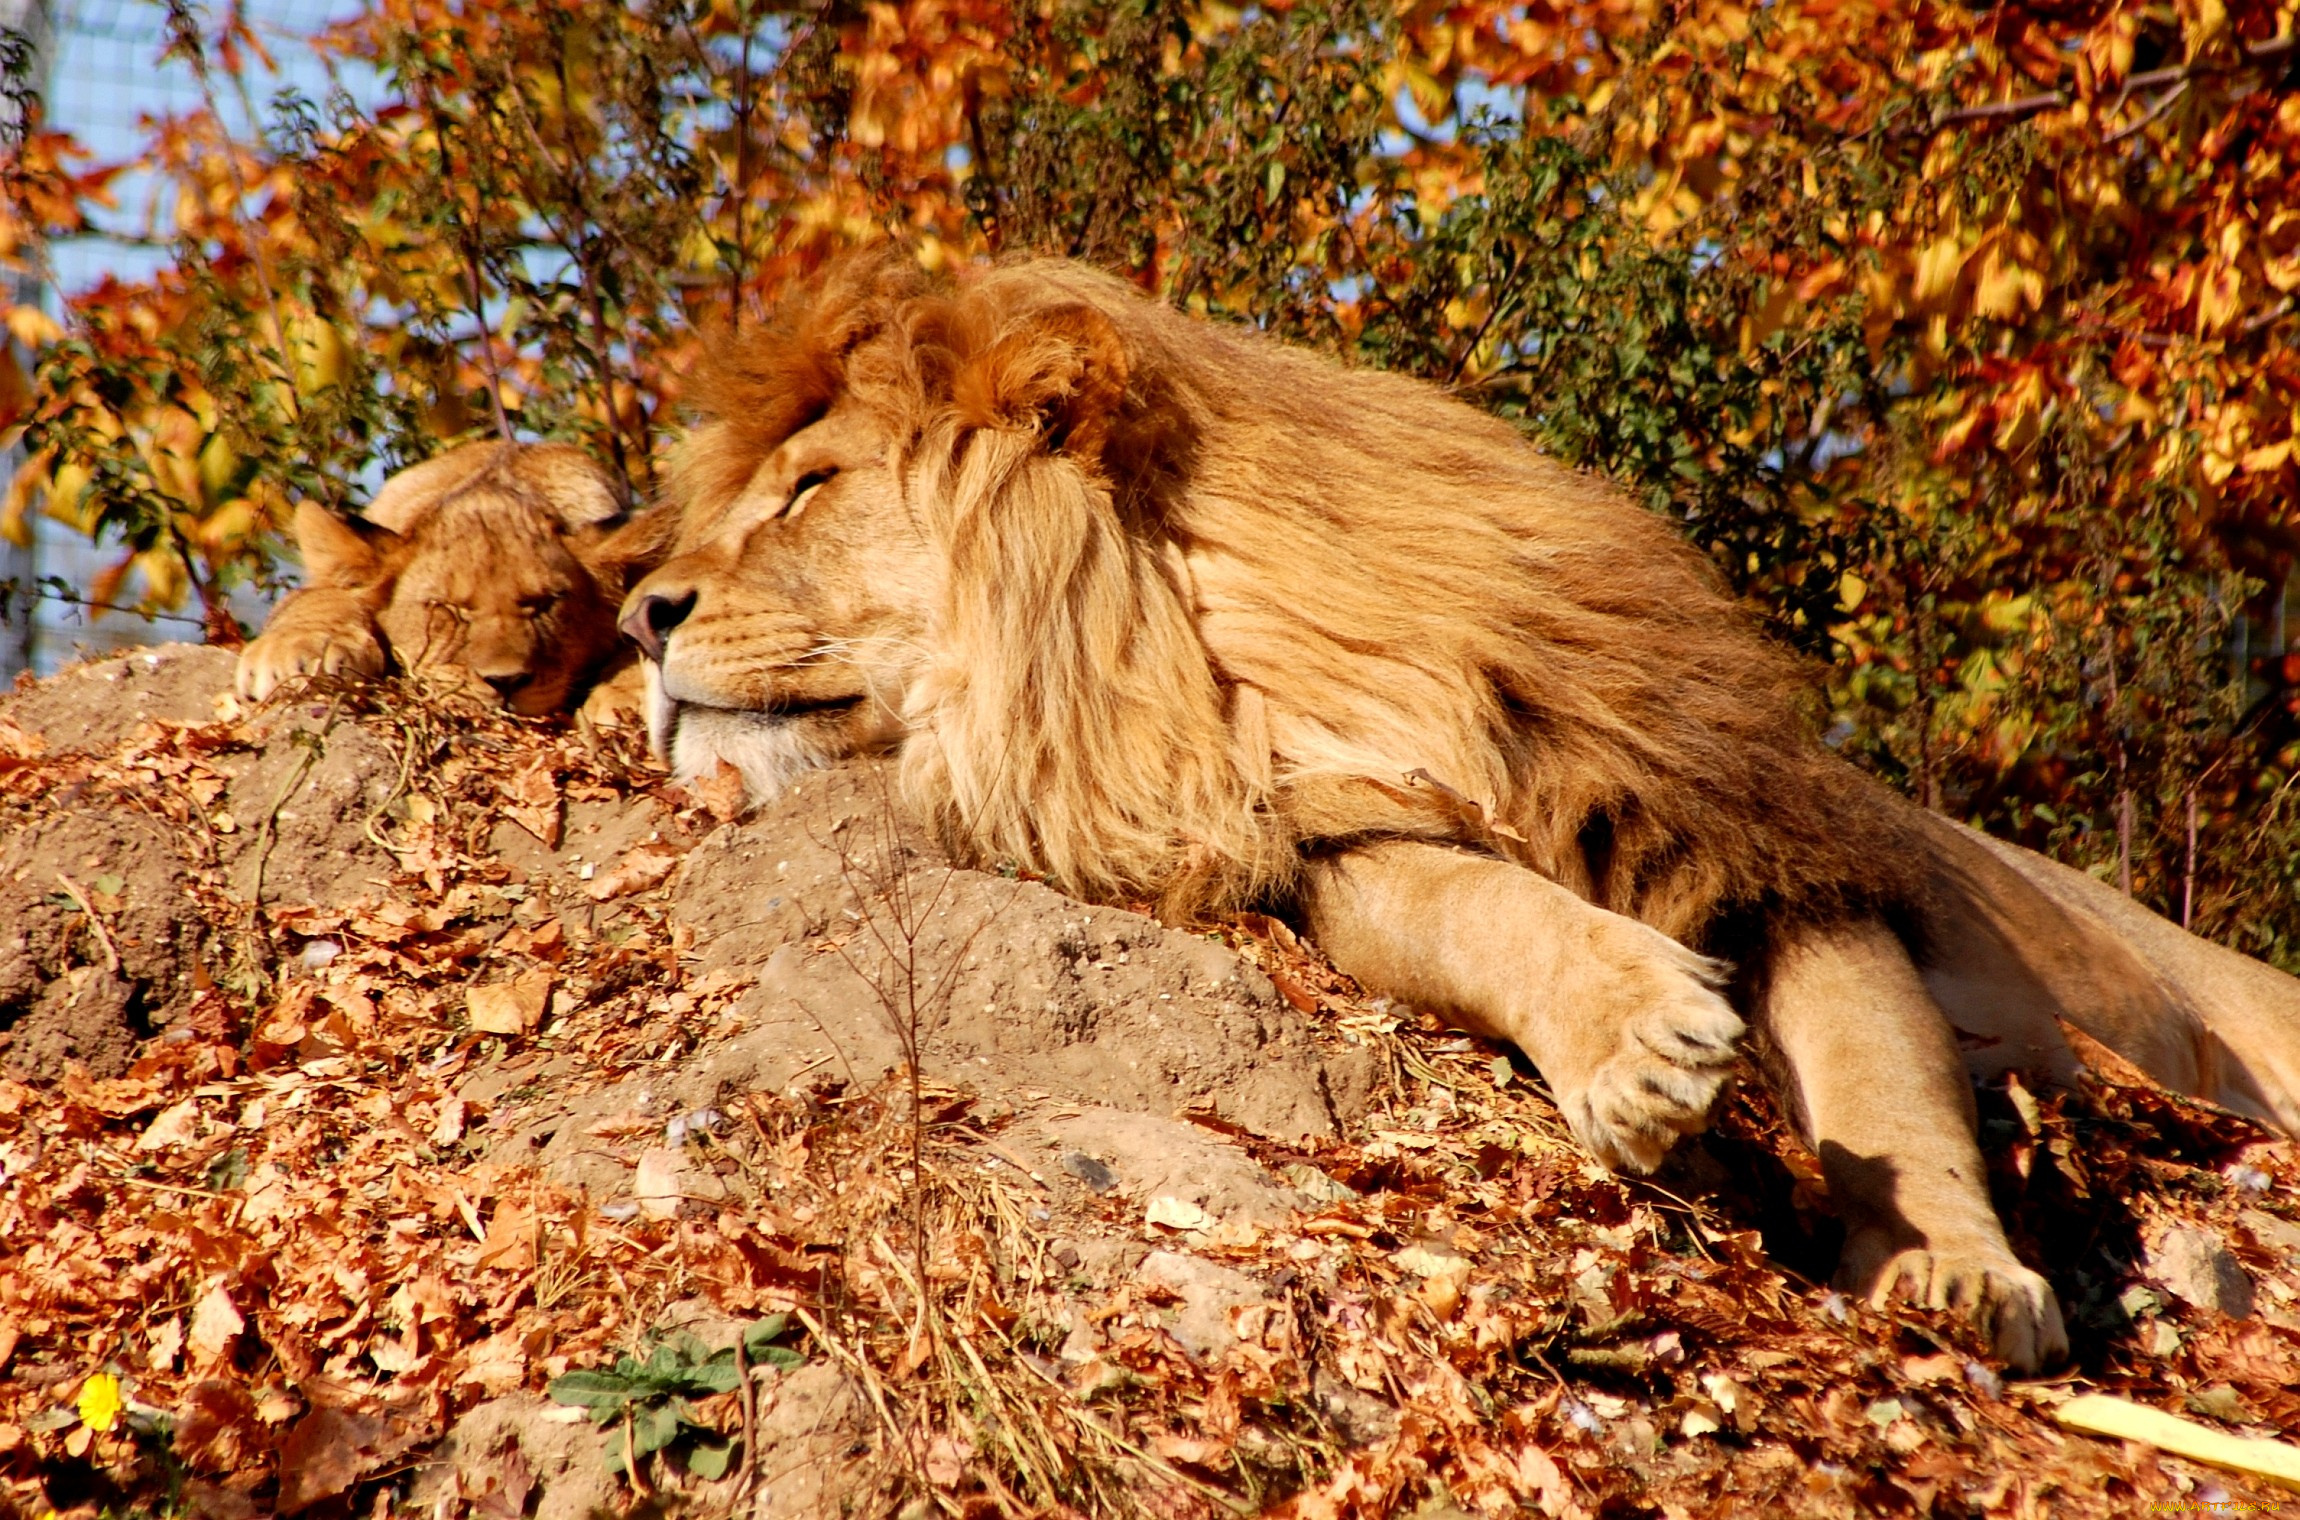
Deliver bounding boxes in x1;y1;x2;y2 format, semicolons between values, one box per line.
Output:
622;1411;651;1497
729;1332;758;1508
1934;35;2299;129
55;870;122;974
2103;76;2190;145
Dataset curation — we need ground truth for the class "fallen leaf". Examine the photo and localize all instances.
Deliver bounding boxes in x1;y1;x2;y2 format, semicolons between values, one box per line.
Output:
467;971;553;1037
587;839;684;900
696;757;748;823
1145;1195;1216;1231
187;1284;245;1367
136;1098;203;1152
505;756;563;847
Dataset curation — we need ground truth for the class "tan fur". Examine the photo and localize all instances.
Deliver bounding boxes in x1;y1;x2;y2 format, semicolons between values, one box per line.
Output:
626;253;2300;1370
237;442;667;717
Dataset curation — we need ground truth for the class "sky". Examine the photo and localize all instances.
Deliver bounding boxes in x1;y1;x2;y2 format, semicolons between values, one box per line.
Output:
12;0;372;673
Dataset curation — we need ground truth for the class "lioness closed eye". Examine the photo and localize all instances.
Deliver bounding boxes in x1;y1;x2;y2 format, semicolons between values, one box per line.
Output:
237;442;667;718
621;253;2300;1371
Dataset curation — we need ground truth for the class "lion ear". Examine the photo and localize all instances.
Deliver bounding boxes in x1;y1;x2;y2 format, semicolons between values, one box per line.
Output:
512;443;627;529
293;500;406;587
949;301;1129;463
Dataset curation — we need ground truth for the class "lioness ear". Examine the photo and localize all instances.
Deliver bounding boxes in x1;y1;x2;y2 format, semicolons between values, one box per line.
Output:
950;302;1129;463
293;500;405;587
513;443;626;528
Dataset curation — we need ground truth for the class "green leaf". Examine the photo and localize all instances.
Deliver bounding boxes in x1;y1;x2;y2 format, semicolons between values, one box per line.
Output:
631;1402;684;1458
685;1440;734;1480
742;1314;791;1357
548;1370;643;1411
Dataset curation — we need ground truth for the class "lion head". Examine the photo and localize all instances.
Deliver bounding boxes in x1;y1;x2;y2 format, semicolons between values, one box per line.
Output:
250;442;664;716
624;254;1901;937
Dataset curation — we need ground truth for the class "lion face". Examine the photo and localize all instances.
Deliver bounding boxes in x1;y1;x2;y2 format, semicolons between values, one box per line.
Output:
620;398;927;794
375;503;627;716
279;443;659;716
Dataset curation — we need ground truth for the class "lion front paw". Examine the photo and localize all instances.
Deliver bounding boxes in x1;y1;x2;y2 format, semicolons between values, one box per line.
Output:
1843;1232;2069;1373
236;624;387;701
1554;924;1745;1175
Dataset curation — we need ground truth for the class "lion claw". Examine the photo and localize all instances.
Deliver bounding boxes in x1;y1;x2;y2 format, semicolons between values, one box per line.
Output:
1845;1234;2069;1373
1553;926;1745;1174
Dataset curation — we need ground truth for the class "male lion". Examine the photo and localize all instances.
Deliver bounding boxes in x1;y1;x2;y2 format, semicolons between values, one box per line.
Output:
237;442;664;718
619;255;2300;1370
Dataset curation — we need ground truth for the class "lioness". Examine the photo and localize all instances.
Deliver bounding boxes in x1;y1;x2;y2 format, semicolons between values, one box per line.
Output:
620;254;2300;1370
237;442;665;717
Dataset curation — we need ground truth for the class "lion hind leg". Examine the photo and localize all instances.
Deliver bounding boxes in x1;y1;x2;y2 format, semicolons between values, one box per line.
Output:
1759;915;2068;1371
1298;839;1744;1174
1914;811;2300;1136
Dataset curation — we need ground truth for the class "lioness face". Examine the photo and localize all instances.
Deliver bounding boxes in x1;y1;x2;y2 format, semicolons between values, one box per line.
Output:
377;503;626;716
620;399;929;797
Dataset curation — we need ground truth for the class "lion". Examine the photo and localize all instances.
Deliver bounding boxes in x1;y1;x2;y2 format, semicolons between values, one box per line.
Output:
236;442;667;719
616;253;2300;1371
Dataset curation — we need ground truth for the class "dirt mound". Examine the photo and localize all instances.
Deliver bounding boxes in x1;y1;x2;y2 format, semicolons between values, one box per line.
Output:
3;644;2298;1520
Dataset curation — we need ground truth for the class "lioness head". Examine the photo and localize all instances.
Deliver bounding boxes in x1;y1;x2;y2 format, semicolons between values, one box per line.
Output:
296;442;661;715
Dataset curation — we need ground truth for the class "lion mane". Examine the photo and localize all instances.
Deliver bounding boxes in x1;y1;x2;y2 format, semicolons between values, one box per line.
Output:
673;255;1915;943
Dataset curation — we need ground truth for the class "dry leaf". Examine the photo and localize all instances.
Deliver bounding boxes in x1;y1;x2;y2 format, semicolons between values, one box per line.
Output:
1145;1195;1216;1231
467;971;553;1037
505;755;562;847
136;1098;202;1152
696;757;748;823
586;838;683;900
187;1284;246;1367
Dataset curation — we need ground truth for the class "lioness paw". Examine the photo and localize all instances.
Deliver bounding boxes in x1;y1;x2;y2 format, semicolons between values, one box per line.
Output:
1846;1235;2069;1373
1561;924;1744;1174
236;626;386;701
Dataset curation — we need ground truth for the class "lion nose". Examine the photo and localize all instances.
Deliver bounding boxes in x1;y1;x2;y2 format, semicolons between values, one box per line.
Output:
620;589;696;662
481;671;533;701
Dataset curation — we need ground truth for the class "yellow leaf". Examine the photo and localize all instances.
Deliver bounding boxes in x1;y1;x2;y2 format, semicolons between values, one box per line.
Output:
4;304;63;347
1915;234;1966;304
2197;261;2243;334
2242;440;2293;474
77;1372;124;1433
1973;249;2037;319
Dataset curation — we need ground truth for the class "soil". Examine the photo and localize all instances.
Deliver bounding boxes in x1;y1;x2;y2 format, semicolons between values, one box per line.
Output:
3;644;2298;1520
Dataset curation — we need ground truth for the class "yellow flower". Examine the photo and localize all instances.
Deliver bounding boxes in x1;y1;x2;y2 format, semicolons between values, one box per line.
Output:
76;1372;124;1433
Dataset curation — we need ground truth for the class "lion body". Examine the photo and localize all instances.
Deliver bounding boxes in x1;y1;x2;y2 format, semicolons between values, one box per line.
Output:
238;442;662;718
626;253;2300;1369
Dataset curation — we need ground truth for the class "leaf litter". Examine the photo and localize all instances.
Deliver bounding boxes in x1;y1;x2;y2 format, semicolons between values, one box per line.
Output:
0;646;2296;1518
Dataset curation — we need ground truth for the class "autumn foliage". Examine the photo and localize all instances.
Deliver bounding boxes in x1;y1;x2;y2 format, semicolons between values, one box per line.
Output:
6;0;2300;951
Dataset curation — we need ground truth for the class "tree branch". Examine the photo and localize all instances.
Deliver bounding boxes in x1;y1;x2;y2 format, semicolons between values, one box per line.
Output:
1933;34;2298;129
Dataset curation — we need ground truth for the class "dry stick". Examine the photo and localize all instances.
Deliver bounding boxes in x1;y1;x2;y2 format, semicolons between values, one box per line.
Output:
729;1333;758;1509
414;71;514;443
2103;76;2191;145
728;6;755;316
2183;784;2200;929
1934;35;2300;127
54;871;123;975
163;1;298;427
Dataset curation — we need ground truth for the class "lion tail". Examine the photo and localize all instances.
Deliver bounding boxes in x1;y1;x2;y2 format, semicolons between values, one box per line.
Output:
1907;805;2300;1137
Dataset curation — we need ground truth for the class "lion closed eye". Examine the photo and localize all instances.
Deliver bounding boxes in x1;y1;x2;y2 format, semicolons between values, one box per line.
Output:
621;251;2300;1372
236;442;670;720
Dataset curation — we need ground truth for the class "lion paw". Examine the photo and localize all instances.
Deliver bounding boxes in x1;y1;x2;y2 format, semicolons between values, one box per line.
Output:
1555;924;1744;1175
236;625;386;702
1844;1234;2069;1373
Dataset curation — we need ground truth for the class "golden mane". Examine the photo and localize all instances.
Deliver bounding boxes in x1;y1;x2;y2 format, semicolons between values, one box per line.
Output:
678;255;1916;941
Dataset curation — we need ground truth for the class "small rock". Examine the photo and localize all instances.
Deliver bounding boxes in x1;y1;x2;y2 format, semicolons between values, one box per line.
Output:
1136;1250;1266;1361
1060;1152;1117;1192
1312;1369;1399;1447
2147;1226;2254;1319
